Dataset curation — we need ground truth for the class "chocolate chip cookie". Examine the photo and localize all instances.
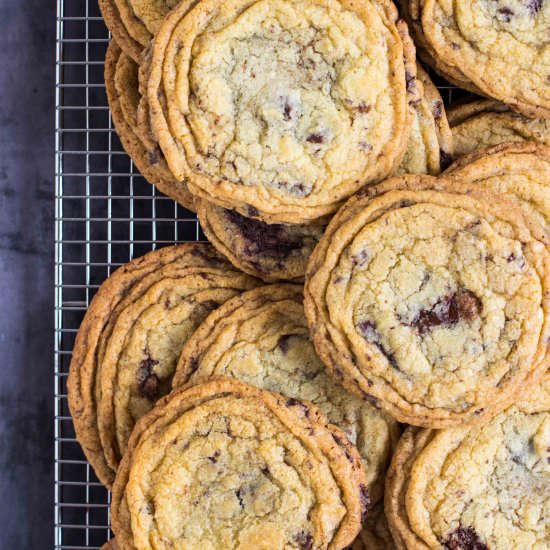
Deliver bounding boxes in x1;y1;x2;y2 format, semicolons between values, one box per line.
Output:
147;0;418;224
99;0;180;61
399;0;550;118
105;40;195;212
448;99;550;158
445;142;550;245
385;373;550;549
67;243;258;487
305;175;550;428
196;199;325;281
174;284;400;506
395;65;453;176
110;378;368;549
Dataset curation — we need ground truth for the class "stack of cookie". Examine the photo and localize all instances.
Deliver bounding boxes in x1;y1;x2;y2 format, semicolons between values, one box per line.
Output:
67;0;550;548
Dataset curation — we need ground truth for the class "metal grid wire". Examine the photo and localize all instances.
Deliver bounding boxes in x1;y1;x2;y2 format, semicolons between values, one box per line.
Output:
54;1;468;547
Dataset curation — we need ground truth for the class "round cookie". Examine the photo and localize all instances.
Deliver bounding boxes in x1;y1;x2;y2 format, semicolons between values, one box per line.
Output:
111;378;368;550
448;99;550;158
105;40;195;212
101;540;118;550
400;0;550;118
385;374;550;549
99;0;180;61
196;199;325;282
67;243;258;487
445;142;550;245
174;284;400;504
395;65;453;176
305;175;550;428
147;0;419;224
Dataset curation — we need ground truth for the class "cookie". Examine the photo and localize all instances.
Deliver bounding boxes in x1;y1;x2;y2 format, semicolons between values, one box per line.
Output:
352;503;395;550
399;0;550;118
196;199;325;281
99;0;179;61
105;40;195;212
110;378;368;549
448;99;550;158
395;65;453;176
147;0;419;224
445;143;550;245
67;243;258;487
100;540;118;550
305;175;550;428
385;374;550;549
174;284;400;505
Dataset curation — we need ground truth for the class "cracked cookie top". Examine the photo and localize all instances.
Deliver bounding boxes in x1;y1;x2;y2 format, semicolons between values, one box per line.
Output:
67;243;258;487
305;175;550;428
196;199;325;281
174;284;400;505
110;378;367;549
448;100;550;159
385;374;550;550
411;0;550;118
148;0;417;223
105;40;195;211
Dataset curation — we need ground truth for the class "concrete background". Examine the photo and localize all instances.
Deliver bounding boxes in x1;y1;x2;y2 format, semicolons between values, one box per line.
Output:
0;0;55;546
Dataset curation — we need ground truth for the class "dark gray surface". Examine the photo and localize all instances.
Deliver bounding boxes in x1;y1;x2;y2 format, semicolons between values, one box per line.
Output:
0;0;55;547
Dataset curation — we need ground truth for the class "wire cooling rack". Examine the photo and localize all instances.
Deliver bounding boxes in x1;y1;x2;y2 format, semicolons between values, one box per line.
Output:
54;1;469;547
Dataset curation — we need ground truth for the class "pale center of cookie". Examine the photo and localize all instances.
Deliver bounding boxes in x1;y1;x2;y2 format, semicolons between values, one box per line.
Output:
186;0;400;195
334;203;543;411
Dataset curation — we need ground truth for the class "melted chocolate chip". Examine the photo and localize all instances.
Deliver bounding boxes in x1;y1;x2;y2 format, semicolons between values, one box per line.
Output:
225;209;303;257
359;141;373;152
208;450;220;463
283;101;293;121
351;249;369;267
356;320;400;370
277;334;293;354
331;433;355;464
433;100;443;120
306;133;326;144
138;356;160;401
443;527;488;550
286;398;310;418
409;289;482;335
356;102;371;114
139;372;160;401
147;150;159;165
360;484;370;523
498;7;514;21
527;0;543;15
295;531;313;550
440;149;453;171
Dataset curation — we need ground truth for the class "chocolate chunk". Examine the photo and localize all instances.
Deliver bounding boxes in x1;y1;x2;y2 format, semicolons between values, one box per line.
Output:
410;289;482;335
295;531;313;550
138;355;160;401
331;433;355;464
527;0;543;15
306;133;326;144
359;142;373;152
405;70;417;93
277;334;293;354
440;149;453;171
225;209;303;257
283;101;293;121
498;7;514;21
147;150;159;165
357;320;400;370
359;484;370;523
286;398;310;418
432;100;443;120
207;450;220;463
139;372;160;401
351;249;369;267
443;527;488;550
